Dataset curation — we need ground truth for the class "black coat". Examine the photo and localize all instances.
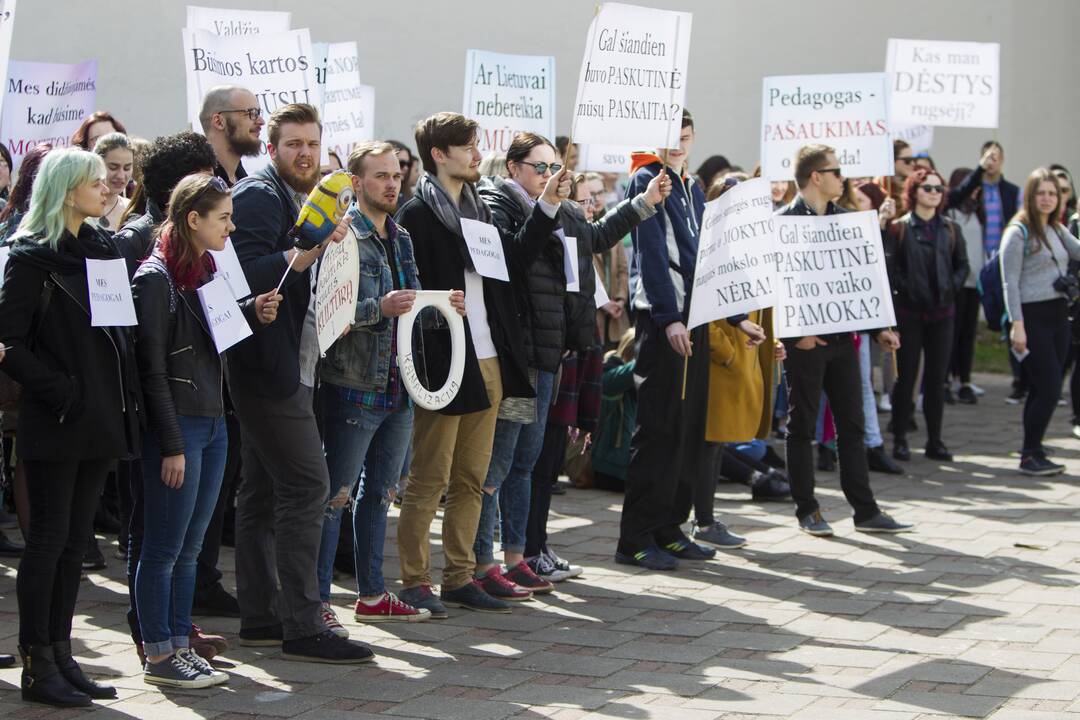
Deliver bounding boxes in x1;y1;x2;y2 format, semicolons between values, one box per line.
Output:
947;166;1021;229
0;226;142;461
480;177;647;370
227;164;307;398
395;194;555;415
885;213;969;313
131;252;258;457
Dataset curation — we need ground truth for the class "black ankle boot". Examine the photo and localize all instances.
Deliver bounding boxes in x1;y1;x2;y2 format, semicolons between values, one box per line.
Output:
19;644;91;707
52;640;116;699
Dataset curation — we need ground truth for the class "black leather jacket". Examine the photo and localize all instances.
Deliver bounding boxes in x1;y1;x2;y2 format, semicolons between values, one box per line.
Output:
885;212;970;313
132;252;255;456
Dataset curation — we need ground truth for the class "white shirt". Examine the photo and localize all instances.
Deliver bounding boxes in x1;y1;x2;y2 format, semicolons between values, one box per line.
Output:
464;269;497;360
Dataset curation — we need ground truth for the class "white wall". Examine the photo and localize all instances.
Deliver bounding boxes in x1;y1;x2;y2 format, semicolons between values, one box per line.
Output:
11;0;1079;183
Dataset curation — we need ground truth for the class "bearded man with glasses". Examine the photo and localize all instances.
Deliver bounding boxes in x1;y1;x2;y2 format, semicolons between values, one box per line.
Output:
199;86;266;186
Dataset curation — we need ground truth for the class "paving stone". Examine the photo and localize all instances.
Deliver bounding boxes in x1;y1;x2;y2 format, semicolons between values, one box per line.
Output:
492;685;626;710
511;651;635;678
384;695;520;720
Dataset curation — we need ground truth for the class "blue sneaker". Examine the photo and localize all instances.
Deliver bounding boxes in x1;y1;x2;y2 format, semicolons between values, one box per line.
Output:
614;545;679;571
854;512;913;534
798;511;834;537
662;537;717;560
692;523;747;549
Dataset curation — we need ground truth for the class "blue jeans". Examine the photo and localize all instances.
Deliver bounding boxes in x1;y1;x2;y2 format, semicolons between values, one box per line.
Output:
136;415;227;657
473;370;554;566
319;387;413;599
858;333;884;447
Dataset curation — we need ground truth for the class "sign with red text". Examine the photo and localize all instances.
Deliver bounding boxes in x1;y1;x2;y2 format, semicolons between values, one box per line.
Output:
182;27;319;172
3;59;97;171
688;178;777;330
570;2;692;148
773;210;895;338
315;226;359;354
886;39;999;128
761;72;891;182
463;49;555;155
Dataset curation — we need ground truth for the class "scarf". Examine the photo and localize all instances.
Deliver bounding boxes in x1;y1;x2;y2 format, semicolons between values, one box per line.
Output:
416;172;494;271
505;177;567;245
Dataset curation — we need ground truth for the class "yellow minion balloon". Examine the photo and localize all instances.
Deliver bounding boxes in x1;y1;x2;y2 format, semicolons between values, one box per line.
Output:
291;170;355;250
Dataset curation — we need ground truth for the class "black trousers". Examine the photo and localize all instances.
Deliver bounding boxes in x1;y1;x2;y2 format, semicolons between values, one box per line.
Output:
126;468;144;641
893;314;955;447
950;288;981;384
525;422;566;558
783;334;879;522
695;443;722;527
1020;299;1069;456
618;318;707;553
18;458;111;646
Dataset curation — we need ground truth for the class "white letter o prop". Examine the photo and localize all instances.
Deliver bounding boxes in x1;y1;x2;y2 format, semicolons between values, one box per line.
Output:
396;290;466;411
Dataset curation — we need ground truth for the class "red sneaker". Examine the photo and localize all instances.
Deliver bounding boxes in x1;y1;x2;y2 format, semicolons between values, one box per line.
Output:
353;592;433;623
503;561;554;594
476;566;532;601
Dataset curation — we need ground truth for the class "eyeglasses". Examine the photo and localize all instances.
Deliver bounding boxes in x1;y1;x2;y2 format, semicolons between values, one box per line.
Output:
896;157;916;165
815;167;843;178
218;107;263;121
919;184;945;193
519;161;563;175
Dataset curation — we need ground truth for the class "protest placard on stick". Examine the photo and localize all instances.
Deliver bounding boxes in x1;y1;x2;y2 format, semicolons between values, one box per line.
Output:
687;177;777;330
886;38;1000;128
760;72;891;182
2;59;97;171
773;210;895;338
314;41;373;162
570;2;691;149
463;49;555;155
315;230;359;354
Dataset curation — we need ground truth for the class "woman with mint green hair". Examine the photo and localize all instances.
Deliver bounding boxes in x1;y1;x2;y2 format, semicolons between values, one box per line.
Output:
0;148;143;708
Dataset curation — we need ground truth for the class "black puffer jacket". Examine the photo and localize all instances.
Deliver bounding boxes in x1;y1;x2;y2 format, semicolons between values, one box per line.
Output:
885;212;970;313
0;226;142;461
480;176;654;370
132;251;258;456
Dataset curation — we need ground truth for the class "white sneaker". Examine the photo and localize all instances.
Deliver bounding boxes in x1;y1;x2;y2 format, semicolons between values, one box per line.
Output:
543;549;584;579
969;382;986;396
321;601;349;638
529;553;572;583
878;394;892;413
176;648;229;686
1072;425;1080;440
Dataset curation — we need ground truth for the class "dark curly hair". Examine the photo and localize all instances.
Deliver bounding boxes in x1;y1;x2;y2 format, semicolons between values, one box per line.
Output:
141;132;217;211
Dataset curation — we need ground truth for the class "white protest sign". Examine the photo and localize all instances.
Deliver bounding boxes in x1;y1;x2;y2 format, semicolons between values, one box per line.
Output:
314;42;374;162
186;5;291;35
2;59;97;172
86;258;137;327
886;38;1000;128
0;245;9;289
208;238;251;299
570;2;691;148
890;123;934;155
687;178;777;330
182;27;319;172
463;49;555;154
773;210;895;338
562;236;580;292
578;144;633;173
459;218;509;282
315;229;359;354
761;73;891;182
594;266;610;307
0;0;17;119
197;276;252;353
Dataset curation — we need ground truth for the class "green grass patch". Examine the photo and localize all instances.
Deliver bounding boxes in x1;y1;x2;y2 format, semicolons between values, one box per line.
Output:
973;325;1011;375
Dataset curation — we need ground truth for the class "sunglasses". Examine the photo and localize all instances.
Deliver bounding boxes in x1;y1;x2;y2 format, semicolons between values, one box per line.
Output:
816;167;843;178
219;107;263;121
919;184;944;193
896;157;916;165
519;161;563;175
193;175;230;203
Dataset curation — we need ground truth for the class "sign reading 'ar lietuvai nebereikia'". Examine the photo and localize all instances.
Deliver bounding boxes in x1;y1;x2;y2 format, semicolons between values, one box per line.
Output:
463;50;554;154
570;2;691;148
774;211;895;338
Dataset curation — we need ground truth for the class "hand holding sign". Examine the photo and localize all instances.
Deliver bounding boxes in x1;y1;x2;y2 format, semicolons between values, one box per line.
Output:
666;321;692;357
381;289;416;318
541;166;571;206
255;290;282;325
643;169;671;206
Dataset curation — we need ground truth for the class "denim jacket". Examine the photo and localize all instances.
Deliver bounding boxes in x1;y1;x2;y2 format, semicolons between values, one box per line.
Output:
320;207;421;391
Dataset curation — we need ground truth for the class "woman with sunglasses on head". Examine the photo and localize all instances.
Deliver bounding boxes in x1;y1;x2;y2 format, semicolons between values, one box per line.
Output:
885;168;970;464
131;175;281;688
0;149;143;707
473;132;668;591
1001;169;1080;475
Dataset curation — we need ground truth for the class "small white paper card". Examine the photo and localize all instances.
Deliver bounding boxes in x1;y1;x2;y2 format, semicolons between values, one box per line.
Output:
594;266;610;307
197;276;253;353
562;235;580;292
460;218;509;281
86;258;137;326
209;238;252;299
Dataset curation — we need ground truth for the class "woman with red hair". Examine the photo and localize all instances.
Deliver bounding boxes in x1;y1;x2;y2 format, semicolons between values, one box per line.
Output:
884;169;970;463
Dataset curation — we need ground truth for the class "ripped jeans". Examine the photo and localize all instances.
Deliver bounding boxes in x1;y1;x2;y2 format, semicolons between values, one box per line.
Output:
318;385;414;600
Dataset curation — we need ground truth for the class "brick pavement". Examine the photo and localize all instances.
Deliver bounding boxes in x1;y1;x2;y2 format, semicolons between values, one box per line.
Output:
1;372;1078;719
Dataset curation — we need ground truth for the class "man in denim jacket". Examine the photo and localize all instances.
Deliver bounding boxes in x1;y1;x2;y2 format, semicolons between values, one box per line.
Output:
318;142;465;627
